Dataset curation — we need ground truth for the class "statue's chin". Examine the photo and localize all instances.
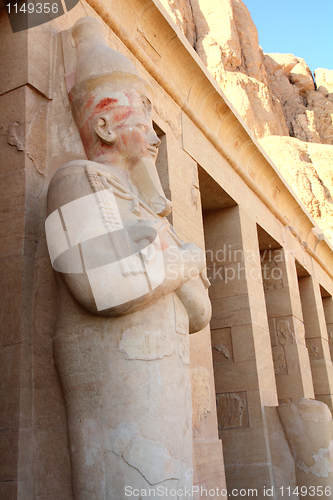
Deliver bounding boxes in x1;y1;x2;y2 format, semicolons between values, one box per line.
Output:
129;156;173;216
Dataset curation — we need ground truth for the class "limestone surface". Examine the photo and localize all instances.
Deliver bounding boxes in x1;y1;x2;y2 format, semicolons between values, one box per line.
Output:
260;136;333;241
278;399;333;491
159;0;196;46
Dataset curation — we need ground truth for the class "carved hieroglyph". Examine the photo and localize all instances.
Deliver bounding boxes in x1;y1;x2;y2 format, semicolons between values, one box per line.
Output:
45;17;211;500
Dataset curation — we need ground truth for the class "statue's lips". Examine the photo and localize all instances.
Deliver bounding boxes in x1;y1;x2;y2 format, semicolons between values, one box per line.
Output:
147;147;158;157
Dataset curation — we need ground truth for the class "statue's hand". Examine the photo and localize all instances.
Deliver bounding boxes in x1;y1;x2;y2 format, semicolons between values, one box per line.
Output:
179;242;206;274
127;220;205;274
127;220;160;252
162;242;206;285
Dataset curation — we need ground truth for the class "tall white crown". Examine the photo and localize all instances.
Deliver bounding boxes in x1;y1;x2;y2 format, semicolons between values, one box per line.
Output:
71;17;139;86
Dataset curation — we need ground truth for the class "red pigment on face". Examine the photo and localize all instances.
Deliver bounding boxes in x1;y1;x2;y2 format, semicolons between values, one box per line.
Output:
79;121;96;156
84;96;95;112
122;133;141;149
95;97;118;113
94;141;110;156
112;109;133;124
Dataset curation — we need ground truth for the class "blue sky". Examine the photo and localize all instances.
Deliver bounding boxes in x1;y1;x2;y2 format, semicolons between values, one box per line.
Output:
243;0;333;72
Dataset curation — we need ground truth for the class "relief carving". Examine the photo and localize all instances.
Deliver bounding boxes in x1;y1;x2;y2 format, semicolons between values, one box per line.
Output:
191;366;211;435
213;344;231;358
276;319;296;345
272;345;287;375
216;392;247;430
211;327;233;363
307;339;320;360
261;259;283;290
7;121;24;151
45;17;211;499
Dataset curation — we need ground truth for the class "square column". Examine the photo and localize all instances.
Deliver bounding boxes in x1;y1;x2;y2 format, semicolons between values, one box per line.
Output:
204;206;277;494
165;136;227;498
261;246;314;402
322;295;333;364
298;276;333;411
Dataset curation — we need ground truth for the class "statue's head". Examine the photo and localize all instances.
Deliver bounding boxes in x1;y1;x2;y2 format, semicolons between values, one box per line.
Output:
67;17;171;216
68;18;160;167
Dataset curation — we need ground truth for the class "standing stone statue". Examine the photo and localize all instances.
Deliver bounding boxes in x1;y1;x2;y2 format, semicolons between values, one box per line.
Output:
46;17;211;500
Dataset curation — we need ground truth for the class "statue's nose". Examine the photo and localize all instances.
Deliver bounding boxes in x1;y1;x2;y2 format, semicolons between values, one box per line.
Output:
149;132;161;147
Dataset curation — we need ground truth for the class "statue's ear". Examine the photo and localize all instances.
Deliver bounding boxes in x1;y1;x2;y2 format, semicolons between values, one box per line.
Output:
93;116;117;145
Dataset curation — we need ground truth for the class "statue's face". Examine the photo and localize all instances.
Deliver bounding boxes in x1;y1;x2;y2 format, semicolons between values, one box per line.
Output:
110;109;161;163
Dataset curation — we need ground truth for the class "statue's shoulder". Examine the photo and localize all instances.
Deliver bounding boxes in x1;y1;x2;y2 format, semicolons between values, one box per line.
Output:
47;160;98;215
47;160;129;215
49;160;124;190
49;159;92;186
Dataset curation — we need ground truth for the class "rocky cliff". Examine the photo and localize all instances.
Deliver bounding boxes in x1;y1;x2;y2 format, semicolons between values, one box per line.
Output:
160;0;333;240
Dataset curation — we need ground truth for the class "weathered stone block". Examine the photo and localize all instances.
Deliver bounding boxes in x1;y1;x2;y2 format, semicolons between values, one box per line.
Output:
216;392;248;430
211;328;233;364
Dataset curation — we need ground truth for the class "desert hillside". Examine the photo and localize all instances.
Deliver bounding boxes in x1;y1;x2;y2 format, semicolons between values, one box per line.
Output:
160;0;333;241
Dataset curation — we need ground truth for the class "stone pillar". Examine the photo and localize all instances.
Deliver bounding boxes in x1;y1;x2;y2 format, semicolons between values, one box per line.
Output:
166;136;227;499
298;276;333;411
0;14;36;500
204;206;278;494
0;7;55;497
0;82;30;500
322;295;333;364
261;247;314;401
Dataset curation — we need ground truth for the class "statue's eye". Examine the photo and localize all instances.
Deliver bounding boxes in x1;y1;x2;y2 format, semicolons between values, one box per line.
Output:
136;123;147;131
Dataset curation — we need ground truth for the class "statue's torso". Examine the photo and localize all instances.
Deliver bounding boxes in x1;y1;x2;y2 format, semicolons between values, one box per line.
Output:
48;160;194;499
